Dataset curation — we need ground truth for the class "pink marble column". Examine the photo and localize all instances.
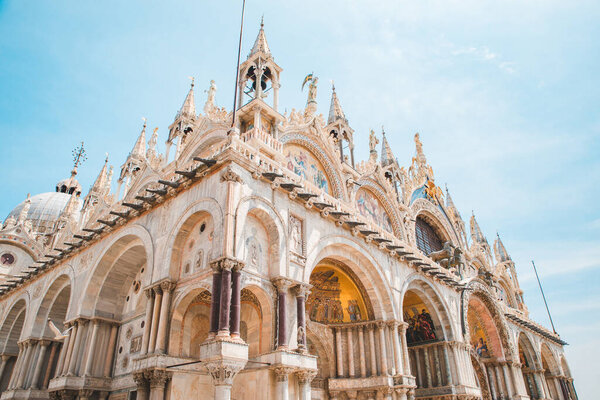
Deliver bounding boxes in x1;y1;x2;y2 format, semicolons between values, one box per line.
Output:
273;278;291;350
294;284;310;353
217;264;233;337
157;281;175;353
209;261;223;337
230;264;244;339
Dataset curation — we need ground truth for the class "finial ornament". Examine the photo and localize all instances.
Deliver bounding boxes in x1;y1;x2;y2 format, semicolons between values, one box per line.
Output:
104;152;109;163
188;76;195;87
260;14;264;28
71;142;87;173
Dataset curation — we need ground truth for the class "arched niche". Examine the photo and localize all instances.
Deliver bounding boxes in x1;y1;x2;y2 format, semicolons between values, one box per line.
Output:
235;197;286;277
176;289;212;358
32;274;71;338
307;260;374;324
0;299;27;392
467;296;505;360
355;187;394;234
518;333;542;399
283;142;334;196
171;211;214;280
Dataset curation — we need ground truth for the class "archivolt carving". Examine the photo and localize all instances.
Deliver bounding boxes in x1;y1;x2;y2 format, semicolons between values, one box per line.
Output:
356;179;404;239
411;198;458;246
280;134;344;199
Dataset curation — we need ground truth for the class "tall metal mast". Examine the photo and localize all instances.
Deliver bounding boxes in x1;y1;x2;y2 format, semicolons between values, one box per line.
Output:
532;260;557;334
230;0;247;131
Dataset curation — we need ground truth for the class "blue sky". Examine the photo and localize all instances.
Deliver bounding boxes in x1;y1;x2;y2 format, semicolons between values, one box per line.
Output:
1;0;599;396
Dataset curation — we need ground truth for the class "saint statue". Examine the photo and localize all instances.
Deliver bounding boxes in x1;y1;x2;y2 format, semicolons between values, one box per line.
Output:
369;129;379;153
307;77;318;104
204;80;217;113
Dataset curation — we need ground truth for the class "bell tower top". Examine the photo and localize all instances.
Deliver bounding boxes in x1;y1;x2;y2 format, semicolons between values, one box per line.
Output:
237;19;282;112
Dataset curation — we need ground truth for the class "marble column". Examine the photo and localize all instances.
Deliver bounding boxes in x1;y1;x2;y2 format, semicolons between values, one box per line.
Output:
386;322;396;376
141;289;154;354
391;321;402;376
432;345;442;386
42;342;58;388
218;264;233;337
229;265;243;339
273;367;293;400
103;324;118;377
399;323;411;375
209;262;223;337
347;327;355;377
8;343;24;389
68;319;86;375
147;369;171;400
335;327;344;377
495;364;505;399
442;342;452;385
296;370;316;400
55;325;70;376
423;346;432;388
16;340;33;388
157;281;175;353
378;322;389;375
62;322;77;376
273;278;291;349
486;364;497;400
31;340;49;389
84;320;100;376
205;361;245;400
358;326;367;377
149;286;163;352
294;284;310;353
133;372;149;400
368;324;377;376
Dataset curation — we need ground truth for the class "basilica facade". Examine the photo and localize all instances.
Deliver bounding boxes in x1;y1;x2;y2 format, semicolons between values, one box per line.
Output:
0;22;577;400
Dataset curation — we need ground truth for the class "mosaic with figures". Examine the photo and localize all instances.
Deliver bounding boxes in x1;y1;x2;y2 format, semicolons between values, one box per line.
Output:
356;188;393;233
284;144;330;194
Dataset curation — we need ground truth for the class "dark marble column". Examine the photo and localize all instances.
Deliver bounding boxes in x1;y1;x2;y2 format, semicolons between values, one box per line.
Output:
209;261;223;336
273;278;291;350
294;284;310;353
218;262;233;336
229;262;245;339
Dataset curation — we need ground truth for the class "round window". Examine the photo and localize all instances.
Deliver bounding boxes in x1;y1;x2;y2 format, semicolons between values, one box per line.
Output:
1;253;15;266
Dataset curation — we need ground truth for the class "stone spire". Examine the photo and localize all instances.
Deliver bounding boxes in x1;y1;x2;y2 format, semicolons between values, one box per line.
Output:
130;120;147;160
90;154;110;195
177;78;196;119
380;127;395;167
470;213;487;244
494;233;511;263
327;83;346;124
445;186;461;218
17;194;31;224
249;17;271;57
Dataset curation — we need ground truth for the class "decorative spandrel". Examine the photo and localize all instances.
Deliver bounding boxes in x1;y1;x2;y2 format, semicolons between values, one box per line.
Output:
307;265;368;324
284;144;330;194
356;188;393;233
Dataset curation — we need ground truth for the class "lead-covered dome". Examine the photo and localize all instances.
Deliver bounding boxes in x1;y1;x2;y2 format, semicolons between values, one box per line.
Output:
6;192;82;233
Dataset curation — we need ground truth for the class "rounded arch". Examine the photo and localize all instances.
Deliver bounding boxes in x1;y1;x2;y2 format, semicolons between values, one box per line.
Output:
180;127;228;163
80;225;153;318
0;298;27;354
354;180;403;238
541;342;561;376
518;332;540;368
235;196;287;277
400;274;456;341
163;198;224;280
169;285;212;358
304;235;395;319
411;198;459;247
31;274;72;338
463;280;515;360
240;284;274;356
280;134;344;199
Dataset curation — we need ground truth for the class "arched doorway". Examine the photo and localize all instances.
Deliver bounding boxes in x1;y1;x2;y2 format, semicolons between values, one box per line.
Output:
306;258;383;398
518;334;543;399
467;294;513;400
0;300;27;392
402;281;456;398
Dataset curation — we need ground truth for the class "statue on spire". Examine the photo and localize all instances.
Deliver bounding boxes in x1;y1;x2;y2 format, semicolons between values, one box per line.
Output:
368;129;379;163
302;74;318;115
204;80;217;114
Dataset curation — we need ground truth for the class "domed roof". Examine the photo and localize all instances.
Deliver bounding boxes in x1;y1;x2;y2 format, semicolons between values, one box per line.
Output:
6;192;82;233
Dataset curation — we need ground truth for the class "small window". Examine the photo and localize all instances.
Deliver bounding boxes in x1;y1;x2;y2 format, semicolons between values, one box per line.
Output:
415;216;443;255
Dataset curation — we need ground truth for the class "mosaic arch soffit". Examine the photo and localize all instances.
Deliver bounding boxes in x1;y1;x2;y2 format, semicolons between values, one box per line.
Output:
280;134;344;199
355;180;403;238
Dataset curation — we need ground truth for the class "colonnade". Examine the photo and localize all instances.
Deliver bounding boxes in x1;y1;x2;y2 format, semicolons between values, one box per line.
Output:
331;321;409;379
3;339;60;391
408;341;454;389
140;281;176;355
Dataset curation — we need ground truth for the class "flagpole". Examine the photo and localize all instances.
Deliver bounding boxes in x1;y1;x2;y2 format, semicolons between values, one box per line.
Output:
230;0;247;131
532;260;557;334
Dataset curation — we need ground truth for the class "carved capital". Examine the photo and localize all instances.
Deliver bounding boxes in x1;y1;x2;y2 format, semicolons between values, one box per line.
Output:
272;366;295;382
272;277;293;292
221;166;243;183
295;369;317;384
159;281;176;293
152;285;163;296
209;257;244;273
132;371;147;387
145;369;171;388
293;283;311;298
205;360;245;386
78;390;94;399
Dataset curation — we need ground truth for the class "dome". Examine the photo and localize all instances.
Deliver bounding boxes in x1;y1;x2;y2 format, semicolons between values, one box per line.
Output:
6;192;82;233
